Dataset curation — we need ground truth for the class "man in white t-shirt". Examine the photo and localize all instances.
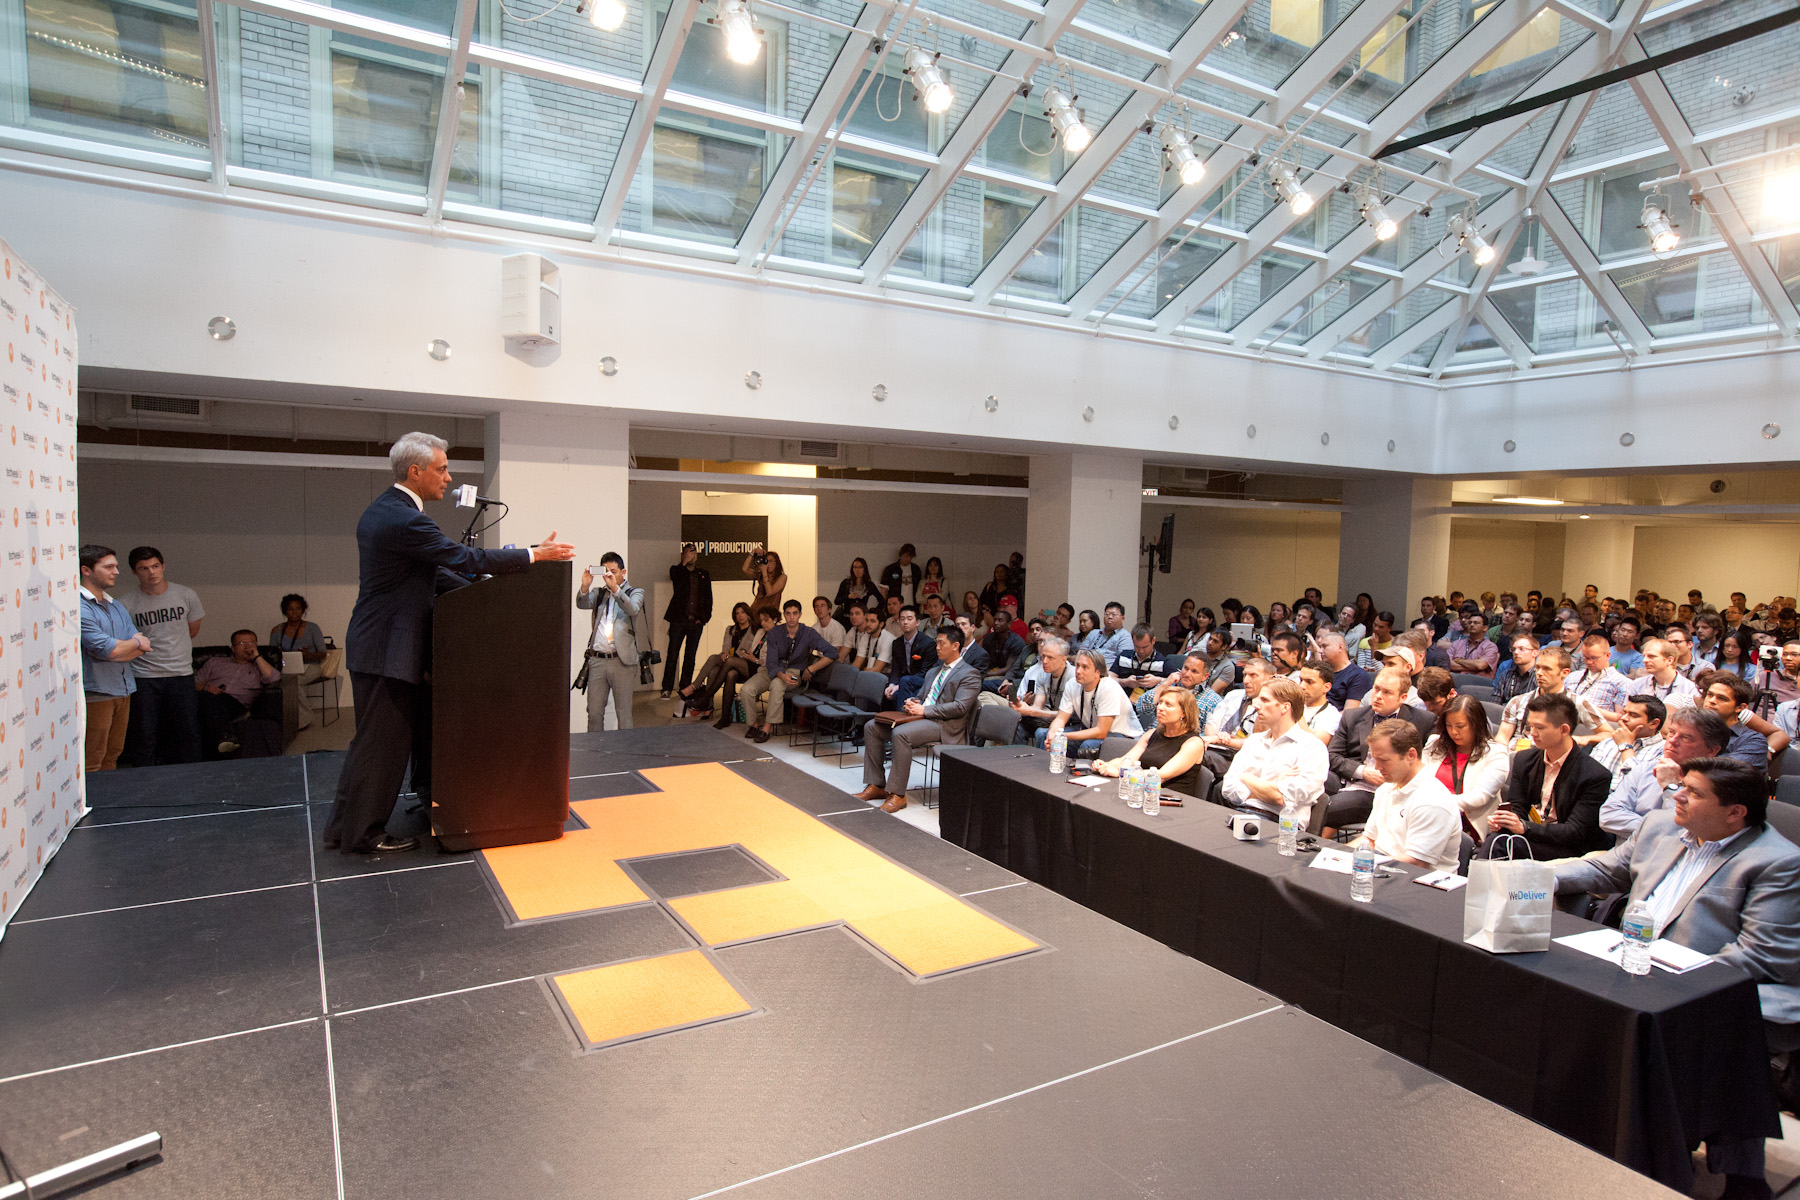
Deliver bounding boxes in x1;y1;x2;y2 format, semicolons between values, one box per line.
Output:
119;545;205;765
811;596;852;664
1045;647;1142;758
1354;718;1462;871
848;603;895;674
1219;677;1329;824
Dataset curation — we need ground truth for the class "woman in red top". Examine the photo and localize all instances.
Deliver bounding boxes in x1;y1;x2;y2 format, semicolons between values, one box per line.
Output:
1422;694;1510;843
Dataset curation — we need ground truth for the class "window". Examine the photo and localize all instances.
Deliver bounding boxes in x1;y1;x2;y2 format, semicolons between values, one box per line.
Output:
838;69;932;153
648;121;769;243
18;0;207;153
982;105;1064;184
659;2;783;114
829;152;918;265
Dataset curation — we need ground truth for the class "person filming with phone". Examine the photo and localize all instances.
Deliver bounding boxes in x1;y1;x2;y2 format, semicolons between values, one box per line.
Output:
578;552;647;731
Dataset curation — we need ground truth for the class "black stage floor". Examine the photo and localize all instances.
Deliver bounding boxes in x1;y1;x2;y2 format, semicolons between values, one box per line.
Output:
0;727;1674;1198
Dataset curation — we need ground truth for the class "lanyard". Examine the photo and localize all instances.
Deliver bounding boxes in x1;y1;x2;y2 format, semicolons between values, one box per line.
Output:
1447;750;1470;793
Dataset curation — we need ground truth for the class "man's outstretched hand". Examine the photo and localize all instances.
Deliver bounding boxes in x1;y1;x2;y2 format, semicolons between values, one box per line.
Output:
533;531;577;562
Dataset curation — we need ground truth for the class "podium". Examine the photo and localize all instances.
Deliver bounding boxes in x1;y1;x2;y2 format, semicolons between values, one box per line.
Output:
430;559;571;851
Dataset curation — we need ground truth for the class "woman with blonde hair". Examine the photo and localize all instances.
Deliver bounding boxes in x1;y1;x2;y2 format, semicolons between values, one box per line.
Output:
1094;687;1208;798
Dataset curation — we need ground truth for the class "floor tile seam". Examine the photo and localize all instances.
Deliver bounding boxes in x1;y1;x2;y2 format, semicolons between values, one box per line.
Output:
0;1017;322;1086
329;975;540;1019
73;803;307;828
959;881;1028;897
314;859;475;884
304;756;348;1200
683;1003;1288;1200
8;881;312;925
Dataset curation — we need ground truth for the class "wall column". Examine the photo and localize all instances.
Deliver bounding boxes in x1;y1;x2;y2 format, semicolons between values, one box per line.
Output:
485;405;630;728
1561;519;1635;602
1026;452;1143;620
1336;477;1453;615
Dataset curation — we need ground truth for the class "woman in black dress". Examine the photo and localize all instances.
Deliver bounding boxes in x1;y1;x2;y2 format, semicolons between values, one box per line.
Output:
1093;688;1208;798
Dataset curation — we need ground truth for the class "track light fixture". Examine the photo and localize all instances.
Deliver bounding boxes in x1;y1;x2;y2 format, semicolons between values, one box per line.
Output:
716;0;761;64
1043;88;1091;155
1641;200;1680;253
904;46;953;115
1160;125;1206;187
1354;184;1397;241
1446;213;1495;266
1269;160;1312;216
581;0;626;31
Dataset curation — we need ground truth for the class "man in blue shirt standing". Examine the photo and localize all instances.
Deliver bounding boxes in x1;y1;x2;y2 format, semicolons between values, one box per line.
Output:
79;545;151;772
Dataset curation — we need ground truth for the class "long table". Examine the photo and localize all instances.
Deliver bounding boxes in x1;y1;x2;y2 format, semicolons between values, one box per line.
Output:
938;745;1780;1192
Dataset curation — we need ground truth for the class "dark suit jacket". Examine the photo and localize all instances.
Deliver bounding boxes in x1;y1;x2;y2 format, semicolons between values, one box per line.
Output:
663;564;713;625
1326;702;1437;785
1501;744;1613;856
345;487;531;684
889;630;938;687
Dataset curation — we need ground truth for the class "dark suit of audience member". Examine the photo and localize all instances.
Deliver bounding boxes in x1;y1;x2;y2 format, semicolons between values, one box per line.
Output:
1323;701;1437;824
663;553;713;694
888;627;938;704
1493;744;1613;859
863;651;981;802
324;485;530;854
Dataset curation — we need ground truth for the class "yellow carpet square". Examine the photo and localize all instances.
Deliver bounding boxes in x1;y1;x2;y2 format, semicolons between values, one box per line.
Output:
553;950;752;1045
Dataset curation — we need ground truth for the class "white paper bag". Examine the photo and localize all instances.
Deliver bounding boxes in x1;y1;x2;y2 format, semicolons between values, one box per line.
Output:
1462;836;1554;954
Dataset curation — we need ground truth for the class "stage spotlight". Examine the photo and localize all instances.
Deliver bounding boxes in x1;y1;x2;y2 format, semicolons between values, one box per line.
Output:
1270;161;1312;216
718;0;761;64
1642;202;1680;253
1044;88;1091;155
1448;213;1495;265
585;0;626;32
1356;186;1397;241
904;47;953;114
1161;126;1206;187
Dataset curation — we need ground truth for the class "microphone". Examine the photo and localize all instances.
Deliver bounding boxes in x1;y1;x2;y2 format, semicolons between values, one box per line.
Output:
453;484;498;509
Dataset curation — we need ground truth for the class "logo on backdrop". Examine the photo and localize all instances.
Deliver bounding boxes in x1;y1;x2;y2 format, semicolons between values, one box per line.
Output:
680;514;771;577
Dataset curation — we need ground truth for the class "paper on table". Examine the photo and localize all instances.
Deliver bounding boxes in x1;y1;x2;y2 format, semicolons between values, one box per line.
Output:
1066;774;1111;788
1553;929;1714;974
1310;847;1394;874
1414;869;1468;891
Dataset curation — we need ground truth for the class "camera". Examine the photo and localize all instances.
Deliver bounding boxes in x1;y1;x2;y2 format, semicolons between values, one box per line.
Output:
752;551;769;567
1760;645;1782;669
1227;813;1263;841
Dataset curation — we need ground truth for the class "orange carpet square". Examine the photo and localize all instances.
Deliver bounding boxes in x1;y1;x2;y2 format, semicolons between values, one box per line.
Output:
552;950;752;1046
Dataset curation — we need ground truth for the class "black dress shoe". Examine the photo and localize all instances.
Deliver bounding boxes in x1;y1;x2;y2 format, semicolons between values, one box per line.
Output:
353;835;419;855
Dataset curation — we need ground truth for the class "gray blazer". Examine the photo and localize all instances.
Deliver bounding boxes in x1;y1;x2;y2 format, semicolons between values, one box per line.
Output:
577;582;648;667
1555;811;1800;1023
915;657;983;745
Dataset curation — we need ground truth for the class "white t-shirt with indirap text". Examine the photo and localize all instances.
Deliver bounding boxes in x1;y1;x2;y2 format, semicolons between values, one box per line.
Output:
121;583;205;678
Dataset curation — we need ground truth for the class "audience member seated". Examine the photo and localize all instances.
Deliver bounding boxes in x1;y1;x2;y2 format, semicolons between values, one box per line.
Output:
1317;632;1370;710
811;596;851;663
1268;630;1305;677
1074;609;1103;655
1094;602;1131;670
742;600;838;743
1133;651;1209;728
978;614;1026;684
1444;611;1498;677
1218;677;1329;826
195;629;281;757
848;603;895;675
1698;670;1775;770
1351;719;1463;870
1492;635;1538;705
1094;688;1208;799
1588;694;1667;782
1485;693;1613;859
1168;598;1201;646
1015;636;1076;744
1297;663;1341;741
680;603;756;719
881;593;905;639
1601;706;1730;839
1044;648;1143;758
885;605;939;703
918;593;952;637
1322;667;1437;833
1423;694;1509;841
1631;636;1701;709
1767;642;1800;707
1554;757;1800;1200
1201;656;1278;774
1414;667;1457;717
855;625;979;813
1566;633;1634;728
1114;624;1171;691
994;619;1044;697
710;609;773;729
271;592;328;729
1610;616;1646;675
1498;645;1574;747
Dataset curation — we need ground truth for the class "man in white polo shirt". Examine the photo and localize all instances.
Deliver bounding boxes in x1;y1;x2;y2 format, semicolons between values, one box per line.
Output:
1354;717;1462;871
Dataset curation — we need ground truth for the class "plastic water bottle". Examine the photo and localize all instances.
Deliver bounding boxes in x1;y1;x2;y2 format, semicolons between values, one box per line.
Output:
1351;844;1376;903
1277;799;1299;856
1118;764;1137;804
1142;769;1161;817
1620;901;1656;975
1048;732;1066;774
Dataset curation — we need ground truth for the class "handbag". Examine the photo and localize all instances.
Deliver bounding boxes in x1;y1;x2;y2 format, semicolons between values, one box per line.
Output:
1462;834;1554;954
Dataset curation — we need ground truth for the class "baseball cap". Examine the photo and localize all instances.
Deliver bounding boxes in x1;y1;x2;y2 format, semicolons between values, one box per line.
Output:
1379;646;1419;671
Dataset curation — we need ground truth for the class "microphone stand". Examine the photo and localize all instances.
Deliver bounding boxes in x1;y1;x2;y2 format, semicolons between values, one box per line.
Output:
459;498;501;546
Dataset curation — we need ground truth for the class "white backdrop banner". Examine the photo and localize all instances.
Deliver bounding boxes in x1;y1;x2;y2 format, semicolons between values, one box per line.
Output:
0;236;82;936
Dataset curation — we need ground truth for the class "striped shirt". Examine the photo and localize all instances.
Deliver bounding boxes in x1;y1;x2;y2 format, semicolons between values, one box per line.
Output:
1643;826;1748;933
1631;672;1700;710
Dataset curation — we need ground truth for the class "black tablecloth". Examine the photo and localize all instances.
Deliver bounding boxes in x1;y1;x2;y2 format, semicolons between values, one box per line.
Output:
939;746;1781;1191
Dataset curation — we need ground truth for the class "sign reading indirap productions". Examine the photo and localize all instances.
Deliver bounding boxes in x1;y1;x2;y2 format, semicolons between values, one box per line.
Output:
681;515;769;578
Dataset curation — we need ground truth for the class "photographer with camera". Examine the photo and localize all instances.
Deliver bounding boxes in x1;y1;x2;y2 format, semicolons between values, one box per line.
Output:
577;552;650;731
743;545;787;624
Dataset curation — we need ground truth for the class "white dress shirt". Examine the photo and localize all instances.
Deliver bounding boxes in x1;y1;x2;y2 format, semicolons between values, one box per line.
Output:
1220;723;1329;820
1643;826;1749;934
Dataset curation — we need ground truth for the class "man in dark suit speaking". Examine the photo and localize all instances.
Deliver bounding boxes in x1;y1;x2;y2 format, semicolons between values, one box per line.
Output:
323;432;575;855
